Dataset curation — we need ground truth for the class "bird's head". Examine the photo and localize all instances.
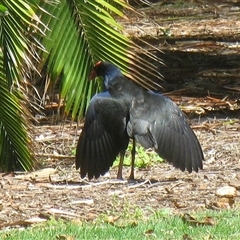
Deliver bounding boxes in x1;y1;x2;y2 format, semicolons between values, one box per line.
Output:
89;61;123;89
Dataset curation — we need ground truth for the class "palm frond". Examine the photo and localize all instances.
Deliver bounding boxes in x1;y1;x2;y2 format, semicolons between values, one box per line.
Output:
0;1;44;171
1;0;44;86
36;0;162;119
0;56;36;171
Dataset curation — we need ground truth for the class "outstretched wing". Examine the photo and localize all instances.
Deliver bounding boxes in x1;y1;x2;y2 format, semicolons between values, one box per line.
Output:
76;92;129;179
127;92;203;172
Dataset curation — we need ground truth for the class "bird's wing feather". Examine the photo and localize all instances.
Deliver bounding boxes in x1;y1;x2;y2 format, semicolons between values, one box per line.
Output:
76;92;129;179
128;92;203;172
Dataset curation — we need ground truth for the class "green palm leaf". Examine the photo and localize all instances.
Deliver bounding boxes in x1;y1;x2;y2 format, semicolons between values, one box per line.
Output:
0;78;33;171
36;0;162;119
0;1;43;171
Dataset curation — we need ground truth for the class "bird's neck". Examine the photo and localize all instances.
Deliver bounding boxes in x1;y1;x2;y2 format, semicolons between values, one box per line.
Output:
103;68;122;89
105;74;143;104
104;75;112;89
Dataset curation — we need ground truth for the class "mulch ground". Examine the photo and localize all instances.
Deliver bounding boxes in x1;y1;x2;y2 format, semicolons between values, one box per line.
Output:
0;116;240;229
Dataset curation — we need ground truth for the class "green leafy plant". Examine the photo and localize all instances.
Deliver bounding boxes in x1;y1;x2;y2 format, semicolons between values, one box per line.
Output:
113;142;163;169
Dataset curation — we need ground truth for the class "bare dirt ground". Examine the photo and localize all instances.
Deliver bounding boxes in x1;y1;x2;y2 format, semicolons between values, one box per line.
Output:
1;0;240;229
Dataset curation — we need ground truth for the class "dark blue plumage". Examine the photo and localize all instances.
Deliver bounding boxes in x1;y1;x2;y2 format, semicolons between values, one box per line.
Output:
76;61;204;180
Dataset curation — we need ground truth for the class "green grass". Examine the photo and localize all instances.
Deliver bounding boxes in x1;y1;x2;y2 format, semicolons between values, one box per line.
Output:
1;209;240;240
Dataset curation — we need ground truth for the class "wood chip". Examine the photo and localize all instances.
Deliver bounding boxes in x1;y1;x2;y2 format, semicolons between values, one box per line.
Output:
216;186;237;197
14;168;57;181
229;181;240;190
68;199;94;205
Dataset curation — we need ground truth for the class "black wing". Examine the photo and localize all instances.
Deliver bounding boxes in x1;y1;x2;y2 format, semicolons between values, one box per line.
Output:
127;92;203;172
76;92;129;179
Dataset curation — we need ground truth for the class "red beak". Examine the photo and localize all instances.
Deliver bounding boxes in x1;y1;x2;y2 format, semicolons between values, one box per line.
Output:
89;69;97;80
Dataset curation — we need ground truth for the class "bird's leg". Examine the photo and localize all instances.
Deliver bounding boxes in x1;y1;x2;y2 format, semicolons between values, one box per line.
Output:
129;138;136;180
117;150;125;180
